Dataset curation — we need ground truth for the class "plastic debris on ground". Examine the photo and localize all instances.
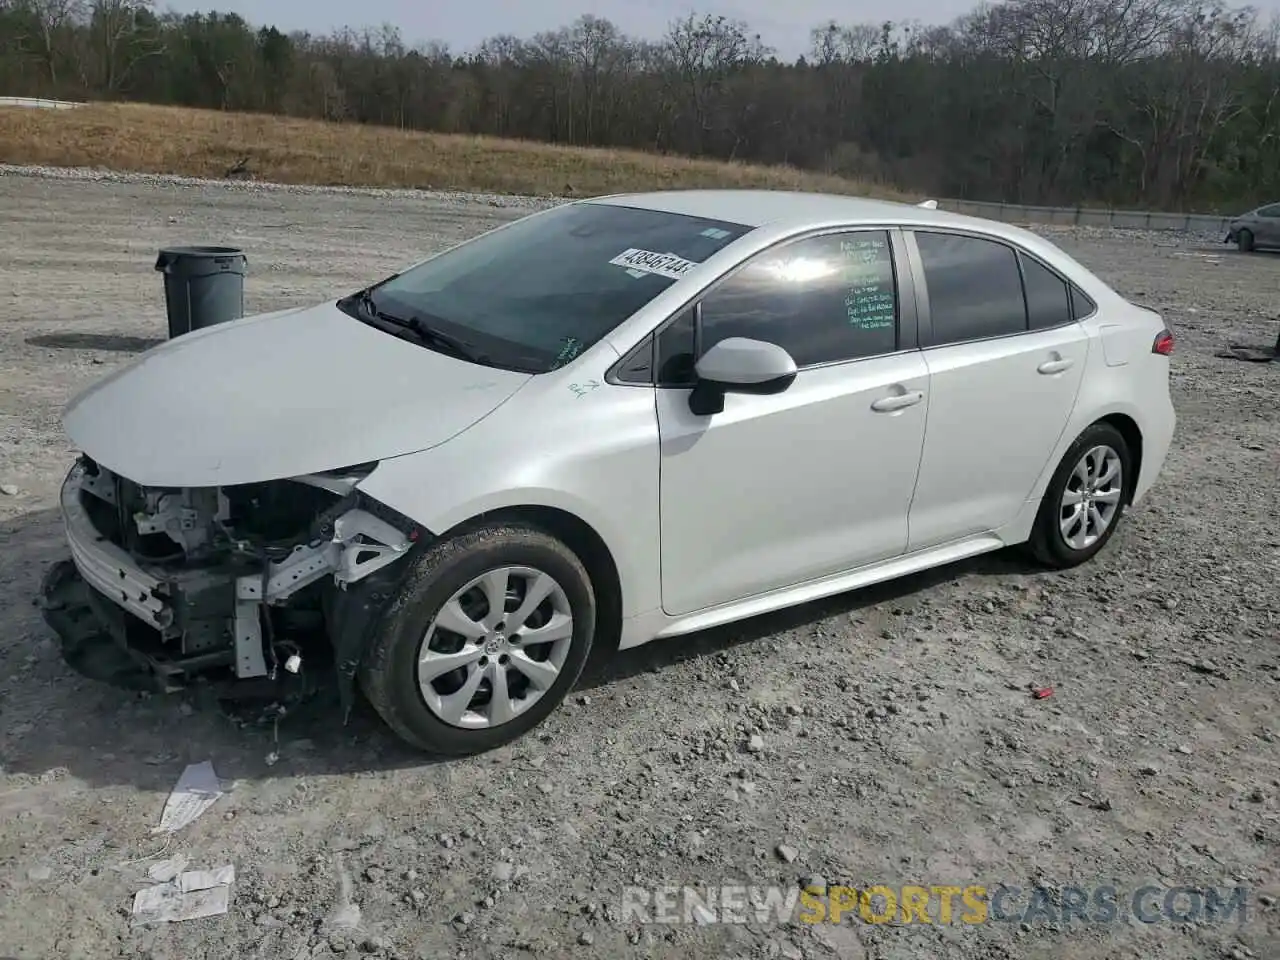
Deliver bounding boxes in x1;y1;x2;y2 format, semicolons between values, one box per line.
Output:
324;852;362;932
152;760;224;834
1215;344;1276;363
131;864;235;924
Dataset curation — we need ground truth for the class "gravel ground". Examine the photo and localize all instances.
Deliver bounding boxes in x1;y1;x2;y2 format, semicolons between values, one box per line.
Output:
0;167;1278;960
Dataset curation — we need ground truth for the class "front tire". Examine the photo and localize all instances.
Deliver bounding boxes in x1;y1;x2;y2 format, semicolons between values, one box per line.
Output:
361;523;596;756
1027;422;1132;569
1238;228;1255;253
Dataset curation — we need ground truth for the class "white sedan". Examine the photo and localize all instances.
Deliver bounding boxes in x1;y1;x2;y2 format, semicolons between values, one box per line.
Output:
44;190;1176;755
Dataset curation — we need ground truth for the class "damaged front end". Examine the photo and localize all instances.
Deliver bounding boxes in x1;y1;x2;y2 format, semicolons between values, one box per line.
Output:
40;456;422;712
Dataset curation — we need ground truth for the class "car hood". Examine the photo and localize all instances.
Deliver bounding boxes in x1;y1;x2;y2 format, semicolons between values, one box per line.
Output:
63;301;531;487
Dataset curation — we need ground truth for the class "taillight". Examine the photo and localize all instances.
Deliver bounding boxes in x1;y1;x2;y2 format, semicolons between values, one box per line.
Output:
1152;329;1175;355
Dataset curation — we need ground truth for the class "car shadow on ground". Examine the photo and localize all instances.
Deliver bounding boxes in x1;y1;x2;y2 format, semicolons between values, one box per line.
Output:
26;332;164;352
0;504;1044;792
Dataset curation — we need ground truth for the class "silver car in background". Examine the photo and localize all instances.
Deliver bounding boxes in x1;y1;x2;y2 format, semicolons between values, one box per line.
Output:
1225;201;1280;252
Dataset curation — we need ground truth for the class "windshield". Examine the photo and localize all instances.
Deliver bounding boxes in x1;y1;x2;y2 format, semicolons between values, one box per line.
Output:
341;202;751;373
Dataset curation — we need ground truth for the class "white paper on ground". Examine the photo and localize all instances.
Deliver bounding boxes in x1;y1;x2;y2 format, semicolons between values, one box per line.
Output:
147;854;189;883
131;864;235;924
179;864;235;892
153;760;223;834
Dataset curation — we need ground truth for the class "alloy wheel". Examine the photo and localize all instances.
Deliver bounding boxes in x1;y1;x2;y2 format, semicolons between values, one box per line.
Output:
417;565;574;729
1059;444;1123;550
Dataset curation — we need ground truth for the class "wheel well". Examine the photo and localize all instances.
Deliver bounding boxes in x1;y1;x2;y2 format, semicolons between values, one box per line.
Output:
1096;413;1143;503
453;506;624;652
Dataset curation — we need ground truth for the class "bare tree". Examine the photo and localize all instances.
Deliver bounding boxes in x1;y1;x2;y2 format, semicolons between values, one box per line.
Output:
87;0;162;91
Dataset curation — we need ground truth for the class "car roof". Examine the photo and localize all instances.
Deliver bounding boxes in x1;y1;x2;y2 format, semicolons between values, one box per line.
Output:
585;189;1004;232
583;188;1113;299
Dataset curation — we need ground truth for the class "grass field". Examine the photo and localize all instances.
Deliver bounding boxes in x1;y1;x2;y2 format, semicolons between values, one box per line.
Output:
0;101;905;199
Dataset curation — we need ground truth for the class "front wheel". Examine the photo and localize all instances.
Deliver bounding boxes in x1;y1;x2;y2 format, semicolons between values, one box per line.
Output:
360;523;596;756
1238;228;1255;253
1027;422;1132;569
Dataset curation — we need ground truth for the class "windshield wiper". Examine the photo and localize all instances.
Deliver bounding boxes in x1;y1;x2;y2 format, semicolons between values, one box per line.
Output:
346;290;489;364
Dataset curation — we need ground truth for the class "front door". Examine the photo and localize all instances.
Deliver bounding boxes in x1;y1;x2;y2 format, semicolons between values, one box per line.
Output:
655;229;930;617
906;230;1089;550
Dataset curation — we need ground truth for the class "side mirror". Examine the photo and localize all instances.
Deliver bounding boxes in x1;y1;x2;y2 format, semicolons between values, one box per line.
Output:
688;337;797;416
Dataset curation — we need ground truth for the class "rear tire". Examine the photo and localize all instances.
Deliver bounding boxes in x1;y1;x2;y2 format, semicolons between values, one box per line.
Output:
360;522;596;756
1027;422;1132;570
1238;228;1255;253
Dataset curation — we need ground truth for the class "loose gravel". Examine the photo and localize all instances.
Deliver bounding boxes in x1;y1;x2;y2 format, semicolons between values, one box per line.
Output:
0;170;1277;960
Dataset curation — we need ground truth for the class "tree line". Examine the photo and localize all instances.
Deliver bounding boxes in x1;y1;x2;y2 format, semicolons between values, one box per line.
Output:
1;0;1278;212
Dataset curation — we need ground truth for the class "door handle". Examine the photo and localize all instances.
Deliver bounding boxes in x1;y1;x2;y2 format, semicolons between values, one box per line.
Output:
870;390;925;413
1037;358;1074;375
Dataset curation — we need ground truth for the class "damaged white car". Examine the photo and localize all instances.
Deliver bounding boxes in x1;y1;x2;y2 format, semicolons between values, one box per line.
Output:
43;190;1176;755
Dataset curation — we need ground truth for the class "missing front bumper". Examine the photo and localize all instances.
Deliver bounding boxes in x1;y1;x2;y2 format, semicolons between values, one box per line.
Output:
39;558;322;701
48;460;418;689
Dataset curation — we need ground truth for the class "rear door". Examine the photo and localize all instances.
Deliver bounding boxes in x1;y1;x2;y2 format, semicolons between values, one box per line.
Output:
904;230;1089;551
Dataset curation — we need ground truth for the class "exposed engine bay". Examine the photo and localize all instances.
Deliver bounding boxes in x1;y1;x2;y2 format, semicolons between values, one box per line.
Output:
39;456;421;709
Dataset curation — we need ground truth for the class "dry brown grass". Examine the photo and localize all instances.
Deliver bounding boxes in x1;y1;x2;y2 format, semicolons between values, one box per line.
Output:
0;101;907;199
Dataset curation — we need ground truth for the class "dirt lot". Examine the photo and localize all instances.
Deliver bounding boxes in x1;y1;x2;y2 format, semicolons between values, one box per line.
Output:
0;169;1277;960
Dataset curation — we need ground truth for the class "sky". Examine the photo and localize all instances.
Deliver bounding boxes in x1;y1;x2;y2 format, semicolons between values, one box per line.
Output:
160;0;993;61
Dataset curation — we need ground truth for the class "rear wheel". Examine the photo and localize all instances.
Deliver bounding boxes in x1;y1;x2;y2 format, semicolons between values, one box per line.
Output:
360;523;595;756
1237;228;1255;253
1027;422;1132;569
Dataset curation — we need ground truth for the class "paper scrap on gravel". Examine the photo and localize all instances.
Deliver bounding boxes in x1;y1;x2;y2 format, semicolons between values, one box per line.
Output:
132;864;235;924
153;760;223;834
147;854;189;883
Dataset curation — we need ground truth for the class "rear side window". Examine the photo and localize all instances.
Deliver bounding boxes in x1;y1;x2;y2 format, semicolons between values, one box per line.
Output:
915;232;1025;346
1019;253;1072;330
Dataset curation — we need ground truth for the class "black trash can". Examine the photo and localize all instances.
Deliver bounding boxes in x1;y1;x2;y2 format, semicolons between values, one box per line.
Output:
154;246;247;339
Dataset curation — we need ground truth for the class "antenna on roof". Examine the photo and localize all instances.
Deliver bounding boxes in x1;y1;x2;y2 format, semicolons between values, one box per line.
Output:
916;199;938;209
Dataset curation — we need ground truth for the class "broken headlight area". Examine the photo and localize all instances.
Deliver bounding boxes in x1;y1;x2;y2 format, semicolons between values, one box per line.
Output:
39;455;422;705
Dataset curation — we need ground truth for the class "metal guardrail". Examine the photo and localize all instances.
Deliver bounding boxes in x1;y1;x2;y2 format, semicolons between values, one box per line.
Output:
939;198;1231;235
0;96;87;110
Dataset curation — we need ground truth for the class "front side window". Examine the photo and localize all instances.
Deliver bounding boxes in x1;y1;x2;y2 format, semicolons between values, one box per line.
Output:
687;230;899;370
1257;204;1280;218
916;232;1026;346
341;202;750;373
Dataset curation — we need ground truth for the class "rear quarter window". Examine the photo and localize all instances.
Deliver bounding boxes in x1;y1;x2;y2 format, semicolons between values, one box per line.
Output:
1070;285;1097;320
1019;253;1072;330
